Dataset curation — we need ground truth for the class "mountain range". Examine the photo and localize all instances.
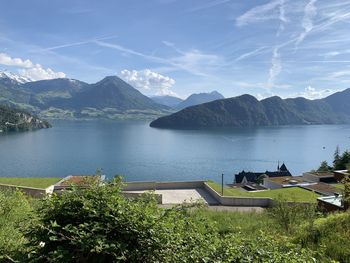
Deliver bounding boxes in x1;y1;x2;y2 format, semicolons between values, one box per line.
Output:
150;89;350;129
0;72;171;120
151;91;224;109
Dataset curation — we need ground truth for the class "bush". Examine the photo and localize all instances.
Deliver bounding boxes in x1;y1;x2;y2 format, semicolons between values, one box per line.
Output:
296;211;350;262
22;178;319;262
0;190;34;261
267;198;318;234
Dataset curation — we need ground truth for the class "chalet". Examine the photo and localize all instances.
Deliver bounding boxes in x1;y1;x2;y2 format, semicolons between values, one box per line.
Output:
234;163;291;184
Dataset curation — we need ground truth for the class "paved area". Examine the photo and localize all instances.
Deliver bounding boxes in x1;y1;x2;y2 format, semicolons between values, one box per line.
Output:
159;204;264;212
125;188;219;205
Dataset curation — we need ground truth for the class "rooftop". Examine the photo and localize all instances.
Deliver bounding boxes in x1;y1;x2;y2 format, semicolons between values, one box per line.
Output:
301;183;341;196
56;175;103;187
306;171;334;177
267;176;311;185
318;195;343;208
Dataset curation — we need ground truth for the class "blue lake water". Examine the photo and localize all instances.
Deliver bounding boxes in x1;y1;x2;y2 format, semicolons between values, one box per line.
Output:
0;120;349;184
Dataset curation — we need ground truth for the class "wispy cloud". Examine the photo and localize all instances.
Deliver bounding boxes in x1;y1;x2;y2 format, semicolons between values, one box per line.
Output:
236;0;287;27
267;47;282;88
96;40;221;77
233;46;268;62
295;0;317;49
44;35;118;51
186;0;231;13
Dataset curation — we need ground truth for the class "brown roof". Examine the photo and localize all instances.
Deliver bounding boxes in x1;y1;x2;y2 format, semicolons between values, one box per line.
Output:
307;172;334;177
58;175;101;186
301;183;341;196
267;176;307;185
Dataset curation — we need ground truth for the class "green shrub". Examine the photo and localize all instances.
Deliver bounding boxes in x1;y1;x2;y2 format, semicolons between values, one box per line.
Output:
22;178;318;262
296;212;350;262
0;190;34;261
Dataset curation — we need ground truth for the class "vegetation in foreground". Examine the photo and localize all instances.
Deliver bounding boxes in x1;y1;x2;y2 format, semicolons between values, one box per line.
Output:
0;178;349;262
0;177;61;189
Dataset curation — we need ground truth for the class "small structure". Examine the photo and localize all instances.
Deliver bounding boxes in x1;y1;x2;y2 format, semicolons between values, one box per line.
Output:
263;176;315;190
234;163;291;184
334;170;350;182
317;195;344;212
53;175;105;193
301;182;341;196
303;171;337;183
227;182;267;192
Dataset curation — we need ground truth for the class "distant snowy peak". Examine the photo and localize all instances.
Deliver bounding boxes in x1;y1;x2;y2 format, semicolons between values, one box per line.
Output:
0;71;34;84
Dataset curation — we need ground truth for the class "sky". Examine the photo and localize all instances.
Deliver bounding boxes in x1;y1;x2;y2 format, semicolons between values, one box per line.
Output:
1;0;350;99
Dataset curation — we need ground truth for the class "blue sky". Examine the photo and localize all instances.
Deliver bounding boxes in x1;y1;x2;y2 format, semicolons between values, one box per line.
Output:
1;0;350;99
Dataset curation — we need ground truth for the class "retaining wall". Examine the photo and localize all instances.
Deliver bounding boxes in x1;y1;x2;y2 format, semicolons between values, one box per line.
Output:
123;181;206;191
0;184;47;198
203;182;273;207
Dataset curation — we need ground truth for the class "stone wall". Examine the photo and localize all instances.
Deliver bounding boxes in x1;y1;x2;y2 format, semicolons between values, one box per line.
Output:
0;184;46;198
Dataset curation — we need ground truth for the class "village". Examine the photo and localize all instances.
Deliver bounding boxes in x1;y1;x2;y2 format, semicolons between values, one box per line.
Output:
0;162;349;213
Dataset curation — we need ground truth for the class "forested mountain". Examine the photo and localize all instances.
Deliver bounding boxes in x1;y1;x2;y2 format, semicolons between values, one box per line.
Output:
150;89;350;129
0;105;50;132
176;91;224;110
151;95;183;108
0;72;170;120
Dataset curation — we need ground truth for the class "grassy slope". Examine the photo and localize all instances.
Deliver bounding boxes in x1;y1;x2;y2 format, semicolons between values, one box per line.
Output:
0;177;61;189
207;182;320;202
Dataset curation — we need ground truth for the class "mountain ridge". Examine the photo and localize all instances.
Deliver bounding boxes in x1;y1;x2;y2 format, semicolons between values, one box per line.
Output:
150;89;350;129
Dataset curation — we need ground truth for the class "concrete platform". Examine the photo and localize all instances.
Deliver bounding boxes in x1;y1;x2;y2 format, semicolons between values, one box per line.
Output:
125;188;219;205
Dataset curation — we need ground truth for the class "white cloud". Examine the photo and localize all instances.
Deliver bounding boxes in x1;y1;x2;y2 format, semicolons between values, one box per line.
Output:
295;86;334;99
267;47;282;88
236;0;287;27
0;52;66;81
19;65;66;81
0;53;33;68
295;0;317;48
120;69;177;96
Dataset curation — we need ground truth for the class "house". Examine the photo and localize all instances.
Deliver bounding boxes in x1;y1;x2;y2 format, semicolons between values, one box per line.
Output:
317;194;346;212
234;163;292;184
334;170;350;182
262;176;314;190
302;171;337;183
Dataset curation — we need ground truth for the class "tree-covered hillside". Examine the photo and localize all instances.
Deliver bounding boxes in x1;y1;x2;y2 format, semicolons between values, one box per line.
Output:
150;88;350;129
0;105;51;132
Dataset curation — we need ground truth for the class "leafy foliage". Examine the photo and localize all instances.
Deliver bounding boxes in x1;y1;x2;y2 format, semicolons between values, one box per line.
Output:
0;190;34;261
22;178;318;262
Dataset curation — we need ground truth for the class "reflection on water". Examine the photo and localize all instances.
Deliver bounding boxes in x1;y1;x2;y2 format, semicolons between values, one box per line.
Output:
0;120;349;183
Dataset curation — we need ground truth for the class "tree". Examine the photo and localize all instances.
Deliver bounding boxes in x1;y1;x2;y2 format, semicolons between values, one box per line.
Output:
333;146;341;169
317;161;332;172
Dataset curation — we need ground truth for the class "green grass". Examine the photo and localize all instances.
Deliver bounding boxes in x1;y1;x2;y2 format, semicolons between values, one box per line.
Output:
191;209;276;236
332;183;345;190
207;182;320;202
0;177;62;189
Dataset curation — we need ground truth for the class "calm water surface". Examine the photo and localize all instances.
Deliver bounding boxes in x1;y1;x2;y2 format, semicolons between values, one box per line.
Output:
0;120;349;183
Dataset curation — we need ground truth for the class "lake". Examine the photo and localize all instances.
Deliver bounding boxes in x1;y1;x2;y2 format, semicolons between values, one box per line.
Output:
0;120;349;184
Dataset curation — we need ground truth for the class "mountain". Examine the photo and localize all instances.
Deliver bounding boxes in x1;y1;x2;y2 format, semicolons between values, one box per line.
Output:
0;73;171;120
0;104;50;132
0;72;32;110
150;89;350;129
50;76;167;111
23;78;89;107
151;95;183;108
176;91;224;110
0;71;33;84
